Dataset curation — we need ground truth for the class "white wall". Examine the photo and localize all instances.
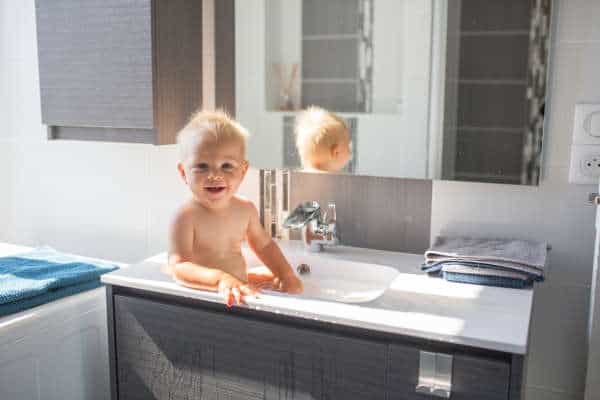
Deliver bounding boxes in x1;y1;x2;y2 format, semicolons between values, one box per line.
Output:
0;0;260;263
431;1;600;399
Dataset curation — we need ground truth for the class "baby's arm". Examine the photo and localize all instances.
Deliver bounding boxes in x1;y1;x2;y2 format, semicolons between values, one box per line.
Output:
169;208;256;305
246;203;303;294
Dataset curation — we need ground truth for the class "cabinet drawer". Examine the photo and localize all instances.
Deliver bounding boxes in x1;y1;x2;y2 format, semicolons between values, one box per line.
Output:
387;344;510;400
114;295;388;400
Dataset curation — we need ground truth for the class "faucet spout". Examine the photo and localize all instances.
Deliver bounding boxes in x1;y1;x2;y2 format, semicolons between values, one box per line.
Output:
283;201;339;252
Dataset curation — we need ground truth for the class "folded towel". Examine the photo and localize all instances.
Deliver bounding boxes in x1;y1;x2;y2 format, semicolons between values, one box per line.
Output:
0;280;102;316
423;237;547;288
0;247;118;315
421;261;544;281
442;270;531;289
426;236;547;270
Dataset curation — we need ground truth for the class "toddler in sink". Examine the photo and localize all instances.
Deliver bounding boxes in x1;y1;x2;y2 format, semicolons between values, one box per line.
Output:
168;110;303;306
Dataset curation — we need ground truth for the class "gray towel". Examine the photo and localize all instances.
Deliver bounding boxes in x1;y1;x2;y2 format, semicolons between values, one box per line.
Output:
425;236;547;273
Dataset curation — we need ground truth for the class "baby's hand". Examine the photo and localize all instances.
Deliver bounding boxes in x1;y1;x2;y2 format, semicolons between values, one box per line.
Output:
247;266;276;285
218;273;259;307
280;272;304;294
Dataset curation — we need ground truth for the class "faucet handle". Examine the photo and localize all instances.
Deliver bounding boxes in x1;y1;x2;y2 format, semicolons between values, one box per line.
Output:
283;201;321;229
326;202;339;244
326;202;337;224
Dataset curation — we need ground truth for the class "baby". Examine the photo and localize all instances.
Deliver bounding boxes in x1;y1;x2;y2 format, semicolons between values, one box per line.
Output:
295;106;352;172
169;110;303;306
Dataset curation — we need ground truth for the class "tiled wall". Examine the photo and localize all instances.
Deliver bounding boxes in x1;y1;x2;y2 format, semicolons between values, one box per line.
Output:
432;1;600;399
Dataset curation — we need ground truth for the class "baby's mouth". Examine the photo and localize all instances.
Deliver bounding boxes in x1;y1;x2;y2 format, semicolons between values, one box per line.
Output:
204;185;227;194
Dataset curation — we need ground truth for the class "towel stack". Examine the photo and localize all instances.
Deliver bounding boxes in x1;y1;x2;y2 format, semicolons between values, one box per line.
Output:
0;247;118;316
422;237;547;289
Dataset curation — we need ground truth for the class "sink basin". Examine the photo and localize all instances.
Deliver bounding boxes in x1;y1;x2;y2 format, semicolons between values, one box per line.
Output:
243;247;399;304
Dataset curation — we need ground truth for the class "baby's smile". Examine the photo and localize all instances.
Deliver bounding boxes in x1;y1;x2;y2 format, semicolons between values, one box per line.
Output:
204;184;227;194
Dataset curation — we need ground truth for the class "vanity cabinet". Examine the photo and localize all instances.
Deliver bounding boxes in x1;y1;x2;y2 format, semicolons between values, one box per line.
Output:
35;0;234;144
107;287;521;400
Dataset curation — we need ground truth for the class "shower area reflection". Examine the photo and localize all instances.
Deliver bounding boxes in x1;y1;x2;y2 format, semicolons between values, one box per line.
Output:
441;0;551;185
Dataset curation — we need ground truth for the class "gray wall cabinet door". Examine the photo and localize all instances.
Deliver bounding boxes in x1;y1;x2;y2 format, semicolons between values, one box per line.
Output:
36;0;154;130
114;295;388;400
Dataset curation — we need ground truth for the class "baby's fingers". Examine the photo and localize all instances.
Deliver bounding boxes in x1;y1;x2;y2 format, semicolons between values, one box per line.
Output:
232;287;244;305
220;287;234;308
240;284;259;297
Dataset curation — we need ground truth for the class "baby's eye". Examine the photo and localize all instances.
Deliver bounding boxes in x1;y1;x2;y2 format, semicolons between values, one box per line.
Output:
192;163;210;172
221;162;236;172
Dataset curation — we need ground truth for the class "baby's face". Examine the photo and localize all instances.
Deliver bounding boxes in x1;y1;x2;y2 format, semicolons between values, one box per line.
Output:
178;134;248;209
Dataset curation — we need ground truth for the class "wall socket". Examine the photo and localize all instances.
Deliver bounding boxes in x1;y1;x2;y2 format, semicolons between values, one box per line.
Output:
569;104;600;184
569;145;600;184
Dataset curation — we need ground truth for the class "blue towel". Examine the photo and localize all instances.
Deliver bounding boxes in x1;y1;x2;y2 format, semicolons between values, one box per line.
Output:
0;247;118;316
421;261;544;282
421;261;538;289
441;271;532;289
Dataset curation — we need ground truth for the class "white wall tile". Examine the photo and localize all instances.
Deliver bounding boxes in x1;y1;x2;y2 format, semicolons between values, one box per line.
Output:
543;43;600;169
526;284;590;394
146;145;191;258
526;386;581;400
8;142;152;262
0;144;16;243
556;0;600;44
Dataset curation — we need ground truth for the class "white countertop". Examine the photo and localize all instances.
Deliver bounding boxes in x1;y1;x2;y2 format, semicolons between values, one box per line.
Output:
101;241;534;354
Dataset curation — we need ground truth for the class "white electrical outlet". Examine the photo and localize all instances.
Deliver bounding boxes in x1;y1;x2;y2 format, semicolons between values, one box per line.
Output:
572;104;600;145
569;145;600;184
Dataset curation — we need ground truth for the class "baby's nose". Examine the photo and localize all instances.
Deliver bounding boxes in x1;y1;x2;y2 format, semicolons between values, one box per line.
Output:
208;172;224;181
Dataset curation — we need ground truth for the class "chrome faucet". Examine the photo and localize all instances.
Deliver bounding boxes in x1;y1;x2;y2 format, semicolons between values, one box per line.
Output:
283;201;339;252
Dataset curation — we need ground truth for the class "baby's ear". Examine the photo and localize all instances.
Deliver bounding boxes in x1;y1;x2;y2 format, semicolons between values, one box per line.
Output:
330;144;341;158
177;162;188;184
241;160;249;176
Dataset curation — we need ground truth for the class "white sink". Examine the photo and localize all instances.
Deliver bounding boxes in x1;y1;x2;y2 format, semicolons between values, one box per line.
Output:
243;246;399;304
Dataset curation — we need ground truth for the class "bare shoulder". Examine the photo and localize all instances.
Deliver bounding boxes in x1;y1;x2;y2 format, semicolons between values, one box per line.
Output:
231;195;259;216
171;201;197;229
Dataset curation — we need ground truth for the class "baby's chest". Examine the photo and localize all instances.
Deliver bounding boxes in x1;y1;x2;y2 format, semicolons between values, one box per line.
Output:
193;213;248;243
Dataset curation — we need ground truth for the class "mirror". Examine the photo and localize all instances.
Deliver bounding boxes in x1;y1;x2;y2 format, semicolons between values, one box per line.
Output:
235;0;552;185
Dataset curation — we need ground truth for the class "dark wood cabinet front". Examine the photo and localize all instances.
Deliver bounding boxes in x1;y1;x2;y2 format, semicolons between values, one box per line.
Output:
111;292;517;400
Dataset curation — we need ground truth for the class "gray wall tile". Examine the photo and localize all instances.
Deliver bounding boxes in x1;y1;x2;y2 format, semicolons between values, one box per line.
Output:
460;0;532;31
457;83;527;128
302;0;360;36
289;172;432;253
459;35;530;81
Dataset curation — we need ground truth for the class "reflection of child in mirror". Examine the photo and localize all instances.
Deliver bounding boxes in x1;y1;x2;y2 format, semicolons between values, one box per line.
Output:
295;106;352;172
168;110;303;307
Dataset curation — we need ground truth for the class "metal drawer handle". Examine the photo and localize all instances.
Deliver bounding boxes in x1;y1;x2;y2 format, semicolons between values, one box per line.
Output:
415;351;453;398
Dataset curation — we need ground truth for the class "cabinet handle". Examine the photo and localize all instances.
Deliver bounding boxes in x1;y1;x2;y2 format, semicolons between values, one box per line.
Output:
415;351;453;398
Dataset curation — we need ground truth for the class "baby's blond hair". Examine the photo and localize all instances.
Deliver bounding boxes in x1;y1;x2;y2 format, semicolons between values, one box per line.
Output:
295;106;349;166
177;110;249;160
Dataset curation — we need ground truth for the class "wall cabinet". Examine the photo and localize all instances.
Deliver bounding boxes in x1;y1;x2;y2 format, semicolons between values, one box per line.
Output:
107;288;523;400
35;0;233;144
